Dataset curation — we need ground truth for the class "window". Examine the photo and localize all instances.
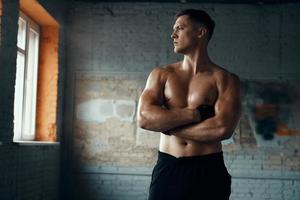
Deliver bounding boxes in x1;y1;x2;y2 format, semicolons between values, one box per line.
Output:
14;12;40;141
13;0;60;144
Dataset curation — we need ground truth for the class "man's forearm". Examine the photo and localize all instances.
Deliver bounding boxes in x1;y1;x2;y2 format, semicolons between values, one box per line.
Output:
138;105;200;132
168;117;231;143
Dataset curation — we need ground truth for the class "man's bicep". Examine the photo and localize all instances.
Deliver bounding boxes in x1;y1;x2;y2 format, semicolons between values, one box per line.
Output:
140;89;163;107
215;74;242;128
139;67;166;107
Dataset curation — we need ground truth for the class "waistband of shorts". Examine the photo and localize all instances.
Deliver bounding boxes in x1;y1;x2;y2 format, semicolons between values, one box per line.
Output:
157;150;224;164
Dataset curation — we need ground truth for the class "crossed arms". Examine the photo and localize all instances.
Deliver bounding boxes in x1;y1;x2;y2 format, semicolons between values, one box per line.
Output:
137;67;242;143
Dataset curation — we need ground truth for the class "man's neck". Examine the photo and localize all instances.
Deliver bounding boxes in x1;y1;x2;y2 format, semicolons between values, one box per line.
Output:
182;46;212;75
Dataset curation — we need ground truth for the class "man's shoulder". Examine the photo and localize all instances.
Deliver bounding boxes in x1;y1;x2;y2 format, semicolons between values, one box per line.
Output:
212;64;240;83
151;62;181;75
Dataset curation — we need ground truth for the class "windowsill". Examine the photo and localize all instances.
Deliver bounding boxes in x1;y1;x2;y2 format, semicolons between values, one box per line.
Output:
13;140;60;146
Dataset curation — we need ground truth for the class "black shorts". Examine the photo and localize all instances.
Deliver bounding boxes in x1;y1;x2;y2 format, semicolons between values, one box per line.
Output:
148;151;231;200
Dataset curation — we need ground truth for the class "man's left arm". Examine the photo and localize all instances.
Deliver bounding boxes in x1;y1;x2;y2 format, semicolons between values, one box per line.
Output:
168;73;242;143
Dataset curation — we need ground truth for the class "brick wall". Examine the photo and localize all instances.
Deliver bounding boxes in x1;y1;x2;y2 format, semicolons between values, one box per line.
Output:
0;0;66;200
63;2;300;200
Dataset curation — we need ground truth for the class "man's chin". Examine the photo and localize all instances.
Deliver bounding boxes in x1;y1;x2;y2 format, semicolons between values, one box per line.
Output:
174;47;184;54
174;49;185;54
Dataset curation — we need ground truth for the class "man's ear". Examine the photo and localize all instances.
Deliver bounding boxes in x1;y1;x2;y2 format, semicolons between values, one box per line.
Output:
197;27;207;39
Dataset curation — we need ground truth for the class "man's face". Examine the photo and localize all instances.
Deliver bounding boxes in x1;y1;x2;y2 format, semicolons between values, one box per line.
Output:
171;15;201;54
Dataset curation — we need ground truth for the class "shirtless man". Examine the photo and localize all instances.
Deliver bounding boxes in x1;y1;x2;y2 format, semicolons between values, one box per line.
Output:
137;9;241;200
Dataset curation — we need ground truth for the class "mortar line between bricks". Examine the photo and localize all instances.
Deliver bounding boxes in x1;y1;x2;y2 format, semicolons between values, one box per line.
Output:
232;176;300;181
76;172;152;176
76;172;300;180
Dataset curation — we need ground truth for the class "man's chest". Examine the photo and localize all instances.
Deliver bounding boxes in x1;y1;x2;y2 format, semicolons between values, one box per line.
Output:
164;73;218;108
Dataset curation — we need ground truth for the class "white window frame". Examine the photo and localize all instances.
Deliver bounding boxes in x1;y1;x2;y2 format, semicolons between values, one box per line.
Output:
13;11;40;141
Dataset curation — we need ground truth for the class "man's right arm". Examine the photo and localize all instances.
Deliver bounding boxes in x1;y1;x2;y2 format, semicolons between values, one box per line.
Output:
137;67;200;133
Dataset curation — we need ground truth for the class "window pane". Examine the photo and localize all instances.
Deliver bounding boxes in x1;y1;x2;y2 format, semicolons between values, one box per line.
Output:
13;52;25;140
17;17;26;50
23;28;39;139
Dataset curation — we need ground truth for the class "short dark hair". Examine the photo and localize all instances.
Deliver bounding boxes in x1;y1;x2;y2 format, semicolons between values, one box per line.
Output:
175;9;215;41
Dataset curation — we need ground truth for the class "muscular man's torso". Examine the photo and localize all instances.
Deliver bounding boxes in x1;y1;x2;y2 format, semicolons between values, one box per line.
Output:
159;62;225;157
